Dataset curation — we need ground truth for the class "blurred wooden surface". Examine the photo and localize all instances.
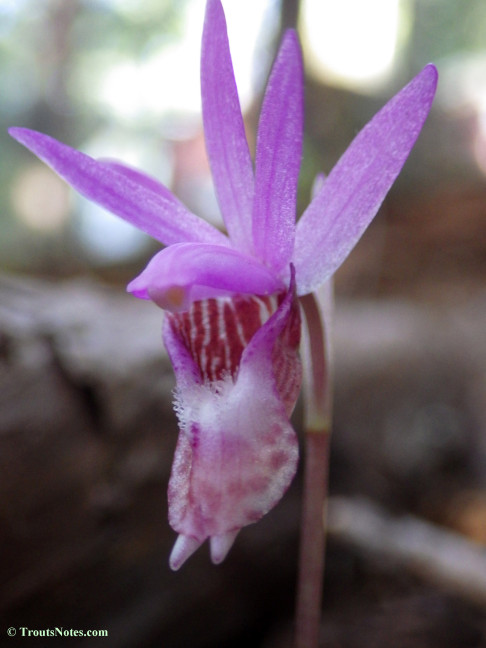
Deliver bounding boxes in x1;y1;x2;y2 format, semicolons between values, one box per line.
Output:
1;274;486;646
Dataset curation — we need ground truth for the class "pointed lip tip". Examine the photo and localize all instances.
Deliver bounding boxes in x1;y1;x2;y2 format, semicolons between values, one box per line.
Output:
169;534;205;570
168;550;188;572
209;530;239;565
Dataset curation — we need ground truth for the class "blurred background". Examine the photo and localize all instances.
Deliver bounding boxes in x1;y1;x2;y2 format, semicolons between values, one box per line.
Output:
1;0;486;646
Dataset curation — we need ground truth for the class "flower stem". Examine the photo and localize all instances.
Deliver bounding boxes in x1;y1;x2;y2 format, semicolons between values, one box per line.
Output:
294;429;330;648
294;290;333;648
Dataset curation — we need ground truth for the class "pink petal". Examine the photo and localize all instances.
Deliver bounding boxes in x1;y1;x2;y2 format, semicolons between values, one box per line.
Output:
98;158;176;201
201;0;254;252
252;30;303;273
293;64;438;295
9;127;227;247
127;242;284;312
163;273;301;566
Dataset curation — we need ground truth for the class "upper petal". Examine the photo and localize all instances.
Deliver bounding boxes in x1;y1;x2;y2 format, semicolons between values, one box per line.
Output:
9;127;228;247
97;158;177;201
201;0;254;252
293;64;438;295
252;30;303;273
127;242;284;311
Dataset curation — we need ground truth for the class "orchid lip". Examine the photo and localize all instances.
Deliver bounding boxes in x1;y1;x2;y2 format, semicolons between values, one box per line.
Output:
164;267;301;561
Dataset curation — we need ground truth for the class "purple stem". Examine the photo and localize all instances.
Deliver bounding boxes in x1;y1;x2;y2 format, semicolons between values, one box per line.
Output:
294;292;333;648
294;431;330;648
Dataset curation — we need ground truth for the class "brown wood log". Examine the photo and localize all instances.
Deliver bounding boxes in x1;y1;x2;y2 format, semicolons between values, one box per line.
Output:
1;273;485;646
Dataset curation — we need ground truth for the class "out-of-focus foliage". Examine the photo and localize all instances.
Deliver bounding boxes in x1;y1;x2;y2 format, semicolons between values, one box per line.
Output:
0;0;190;273
1;0;486;287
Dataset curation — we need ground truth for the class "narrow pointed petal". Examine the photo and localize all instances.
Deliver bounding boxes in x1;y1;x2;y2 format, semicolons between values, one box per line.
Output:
127;242;284;311
201;0;254;251
163;273;300;558
252;30;303;272
9;127;227;247
169;534;204;571
98;158;176;201
210;530;239;564
293;64;438;295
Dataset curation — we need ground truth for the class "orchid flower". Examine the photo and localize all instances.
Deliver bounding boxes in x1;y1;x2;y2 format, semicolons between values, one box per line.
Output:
9;0;437;571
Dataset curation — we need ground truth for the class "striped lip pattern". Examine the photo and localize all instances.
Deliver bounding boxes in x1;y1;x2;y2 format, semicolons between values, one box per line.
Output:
168;294;282;383
164;278;302;570
168;290;302;415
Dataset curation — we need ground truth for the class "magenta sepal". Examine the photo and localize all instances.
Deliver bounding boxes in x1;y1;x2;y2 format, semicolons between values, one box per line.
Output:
293;64;438;295
201;0;255;253
8;127;228;248
252;30;303;273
